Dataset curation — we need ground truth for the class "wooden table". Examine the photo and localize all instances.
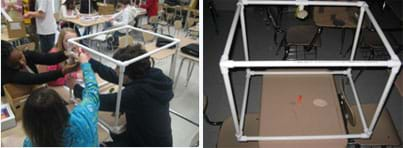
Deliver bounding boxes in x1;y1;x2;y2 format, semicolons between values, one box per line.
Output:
313;6;361;56
1;27;30;46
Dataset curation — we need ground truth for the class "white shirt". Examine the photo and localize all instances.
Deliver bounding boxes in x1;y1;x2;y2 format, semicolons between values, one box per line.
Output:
61;5;80;19
35;0;57;35
111;5;137;33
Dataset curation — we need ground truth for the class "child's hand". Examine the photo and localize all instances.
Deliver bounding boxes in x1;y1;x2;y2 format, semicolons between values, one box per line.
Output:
78;48;91;63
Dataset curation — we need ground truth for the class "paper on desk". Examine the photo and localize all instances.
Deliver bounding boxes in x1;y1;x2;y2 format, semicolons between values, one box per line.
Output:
9;22;21;30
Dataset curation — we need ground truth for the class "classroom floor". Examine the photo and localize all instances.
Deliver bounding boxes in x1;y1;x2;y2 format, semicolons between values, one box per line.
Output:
1;27;199;147
203;6;402;148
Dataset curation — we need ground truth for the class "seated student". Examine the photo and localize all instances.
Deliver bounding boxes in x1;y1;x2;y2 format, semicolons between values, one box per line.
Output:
1;40;78;95
72;44;174;146
47;28;80;86
23;51;100;147
140;0;158;18
105;0;138;47
60;0;80;28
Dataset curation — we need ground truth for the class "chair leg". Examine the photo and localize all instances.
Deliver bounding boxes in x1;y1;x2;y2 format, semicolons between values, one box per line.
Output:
185;61;195;87
174;58;186;89
276;35;286;55
282;46;290;60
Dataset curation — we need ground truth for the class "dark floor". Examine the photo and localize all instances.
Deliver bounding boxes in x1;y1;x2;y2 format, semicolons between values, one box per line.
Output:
203;3;403;148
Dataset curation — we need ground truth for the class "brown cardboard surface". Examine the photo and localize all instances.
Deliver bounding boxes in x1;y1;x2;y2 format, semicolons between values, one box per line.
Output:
395;70;403;97
217;113;259;148
347;104;401;145
259;75;347;148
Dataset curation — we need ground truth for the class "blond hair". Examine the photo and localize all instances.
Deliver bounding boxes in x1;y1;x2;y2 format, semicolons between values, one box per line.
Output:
55;28;76;52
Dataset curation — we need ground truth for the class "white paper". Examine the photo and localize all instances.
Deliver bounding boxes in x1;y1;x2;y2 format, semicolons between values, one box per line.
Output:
9;22;21;30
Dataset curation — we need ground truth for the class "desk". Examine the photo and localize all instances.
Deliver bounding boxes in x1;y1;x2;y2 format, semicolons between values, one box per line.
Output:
313;6;360;56
144;35;198;78
63;15;110;27
259;74;347;148
1;27;30;46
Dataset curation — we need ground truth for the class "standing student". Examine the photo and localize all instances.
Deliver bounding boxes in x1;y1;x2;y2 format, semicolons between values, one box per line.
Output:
23;50;100;147
105;0;137;47
60;0;80;28
72;44;174;146
47;28;80;86
140;0;158;17
23;0;57;53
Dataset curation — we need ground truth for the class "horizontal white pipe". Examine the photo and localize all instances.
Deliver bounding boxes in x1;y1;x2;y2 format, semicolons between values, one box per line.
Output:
123;41;179;66
364;6;400;61
243;0;364;7
69;25;181;67
240;133;368;141
221;60;399;68
250;70;347;75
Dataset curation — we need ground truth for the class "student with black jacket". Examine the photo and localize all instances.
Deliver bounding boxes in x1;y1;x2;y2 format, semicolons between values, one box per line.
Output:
1;40;78;95
70;44;174;146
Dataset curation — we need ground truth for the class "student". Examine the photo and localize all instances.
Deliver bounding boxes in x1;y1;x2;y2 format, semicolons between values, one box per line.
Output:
23;51;100;147
106;0;137;47
140;0;158;17
1;40;78;95
60;0;80;28
47;28;80;86
72;44;174;146
23;0;58;53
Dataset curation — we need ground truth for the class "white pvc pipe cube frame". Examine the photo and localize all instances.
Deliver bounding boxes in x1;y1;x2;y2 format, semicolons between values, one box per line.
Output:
219;0;401;142
68;25;180;133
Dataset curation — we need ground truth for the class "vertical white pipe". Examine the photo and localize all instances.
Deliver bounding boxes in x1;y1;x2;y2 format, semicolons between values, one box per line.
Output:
368;67;400;133
114;65;126;131
349;7;365;60
347;73;369;132
239;74;251;135
221;68;242;137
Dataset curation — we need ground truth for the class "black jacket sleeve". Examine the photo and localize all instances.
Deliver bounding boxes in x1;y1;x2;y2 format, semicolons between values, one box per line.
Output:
5;69;64;85
89;59;119;84
74;84;129;112
24;51;68;65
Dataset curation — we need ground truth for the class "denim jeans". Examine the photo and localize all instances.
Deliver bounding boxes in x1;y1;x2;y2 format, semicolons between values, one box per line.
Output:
38;34;55;53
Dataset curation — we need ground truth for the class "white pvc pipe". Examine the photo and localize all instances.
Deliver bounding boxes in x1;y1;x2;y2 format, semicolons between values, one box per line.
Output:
241;133;368;141
221;69;242;137
368;67;401;133
239;73;251;135
221;6;241;61
243;0;364;7
221;60;399;68
240;4;249;61
113;65;125;132
349;7;365;61
347;73;369;133
250;70;347;75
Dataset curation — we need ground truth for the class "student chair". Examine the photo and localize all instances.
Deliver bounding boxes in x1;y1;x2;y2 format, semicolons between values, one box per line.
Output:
276;25;322;60
174;43;199;89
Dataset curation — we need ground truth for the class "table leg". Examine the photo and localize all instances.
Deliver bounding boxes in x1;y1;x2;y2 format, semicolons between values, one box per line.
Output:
339;28;346;55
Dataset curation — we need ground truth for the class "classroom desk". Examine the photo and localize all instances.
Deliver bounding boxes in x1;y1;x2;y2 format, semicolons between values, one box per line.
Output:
313;6;360;57
1;27;30;46
63;15;110;28
144;35;198;78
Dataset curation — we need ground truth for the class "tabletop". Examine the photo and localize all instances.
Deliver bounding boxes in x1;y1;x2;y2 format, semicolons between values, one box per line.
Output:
313;6;360;28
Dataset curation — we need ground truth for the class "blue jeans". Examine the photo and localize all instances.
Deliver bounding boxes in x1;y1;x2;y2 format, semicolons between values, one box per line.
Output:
38;34;55;53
